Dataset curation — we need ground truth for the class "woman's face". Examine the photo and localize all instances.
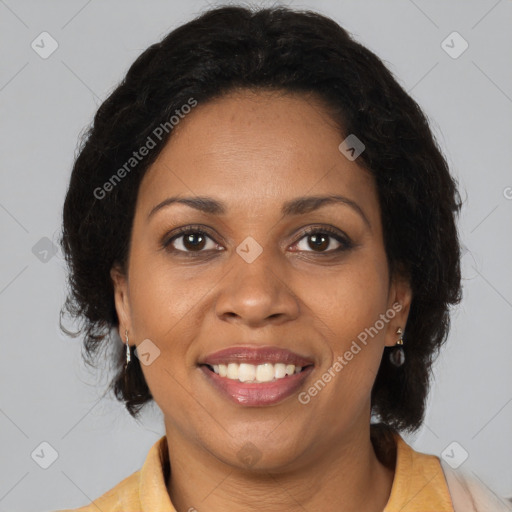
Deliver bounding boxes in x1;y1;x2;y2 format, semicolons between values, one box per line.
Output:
112;89;411;470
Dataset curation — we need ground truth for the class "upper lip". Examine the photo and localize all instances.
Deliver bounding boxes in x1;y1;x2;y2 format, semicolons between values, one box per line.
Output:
200;346;315;367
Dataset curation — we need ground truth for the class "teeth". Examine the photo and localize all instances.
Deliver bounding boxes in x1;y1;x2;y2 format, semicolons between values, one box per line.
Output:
274;363;286;379
239;363;256;382
209;362;304;382
256;363;274;382
227;363;238;379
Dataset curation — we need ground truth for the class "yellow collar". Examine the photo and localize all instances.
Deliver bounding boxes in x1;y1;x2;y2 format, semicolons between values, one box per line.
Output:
79;432;453;511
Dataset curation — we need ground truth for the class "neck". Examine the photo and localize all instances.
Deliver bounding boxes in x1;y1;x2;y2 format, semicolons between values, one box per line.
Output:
164;422;396;512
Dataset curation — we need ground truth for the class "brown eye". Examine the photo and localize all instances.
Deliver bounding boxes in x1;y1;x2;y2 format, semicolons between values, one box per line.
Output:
164;227;219;253
306;233;331;252
181;232;207;251
292;227;352;253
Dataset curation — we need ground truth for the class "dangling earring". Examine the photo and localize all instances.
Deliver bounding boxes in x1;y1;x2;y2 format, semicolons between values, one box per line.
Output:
124;329;131;367
389;327;405;367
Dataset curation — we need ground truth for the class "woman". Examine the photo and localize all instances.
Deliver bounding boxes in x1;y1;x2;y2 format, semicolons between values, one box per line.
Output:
57;5;511;512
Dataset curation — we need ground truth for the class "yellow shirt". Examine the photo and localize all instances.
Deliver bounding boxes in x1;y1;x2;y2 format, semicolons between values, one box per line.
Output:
56;433;454;511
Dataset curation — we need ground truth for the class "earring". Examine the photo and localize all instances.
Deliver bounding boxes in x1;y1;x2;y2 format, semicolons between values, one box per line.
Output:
125;329;131;366
389;327;405;367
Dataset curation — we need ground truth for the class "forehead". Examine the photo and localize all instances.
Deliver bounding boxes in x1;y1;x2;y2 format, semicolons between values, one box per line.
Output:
137;89;376;216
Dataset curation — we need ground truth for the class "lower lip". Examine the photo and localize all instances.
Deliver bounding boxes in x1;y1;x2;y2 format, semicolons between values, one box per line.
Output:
200;365;314;406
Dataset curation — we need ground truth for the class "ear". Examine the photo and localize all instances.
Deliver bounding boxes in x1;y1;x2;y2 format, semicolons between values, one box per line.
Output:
384;272;413;348
110;264;132;340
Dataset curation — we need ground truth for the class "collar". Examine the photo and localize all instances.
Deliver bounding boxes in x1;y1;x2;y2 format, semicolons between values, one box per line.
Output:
139;435;175;511
137;432;453;511
383;432;454;511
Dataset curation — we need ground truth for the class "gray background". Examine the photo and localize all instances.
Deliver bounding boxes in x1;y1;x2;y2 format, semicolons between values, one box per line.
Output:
1;0;511;510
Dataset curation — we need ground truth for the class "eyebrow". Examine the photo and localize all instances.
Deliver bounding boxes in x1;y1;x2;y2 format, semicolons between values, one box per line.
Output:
148;194;371;229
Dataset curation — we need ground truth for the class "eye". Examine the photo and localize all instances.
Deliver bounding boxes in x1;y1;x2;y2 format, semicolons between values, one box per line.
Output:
162;224;353;256
163;226;221;253
291;226;352;253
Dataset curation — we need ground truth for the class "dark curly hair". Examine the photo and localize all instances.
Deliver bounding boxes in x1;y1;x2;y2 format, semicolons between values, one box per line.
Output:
60;5;462;432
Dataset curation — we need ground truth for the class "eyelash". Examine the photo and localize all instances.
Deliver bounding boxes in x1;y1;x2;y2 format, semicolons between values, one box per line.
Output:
161;224;353;256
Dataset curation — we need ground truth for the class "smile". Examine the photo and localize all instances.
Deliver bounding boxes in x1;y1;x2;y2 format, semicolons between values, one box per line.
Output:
207;362;304;383
199;346;315;406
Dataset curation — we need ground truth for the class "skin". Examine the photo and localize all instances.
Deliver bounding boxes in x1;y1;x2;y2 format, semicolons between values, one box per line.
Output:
111;89;412;512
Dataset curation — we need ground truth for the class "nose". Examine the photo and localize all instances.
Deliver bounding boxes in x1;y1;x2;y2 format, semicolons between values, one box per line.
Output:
214;244;300;328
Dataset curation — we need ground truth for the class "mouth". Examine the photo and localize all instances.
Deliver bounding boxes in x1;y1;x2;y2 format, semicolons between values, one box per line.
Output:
201;361;311;383
198;346;315;406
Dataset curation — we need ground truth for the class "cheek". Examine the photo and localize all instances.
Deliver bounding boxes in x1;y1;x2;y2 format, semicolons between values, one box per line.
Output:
125;255;201;387
126;257;202;410
128;255;208;338
299;252;390;398
302;254;390;340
